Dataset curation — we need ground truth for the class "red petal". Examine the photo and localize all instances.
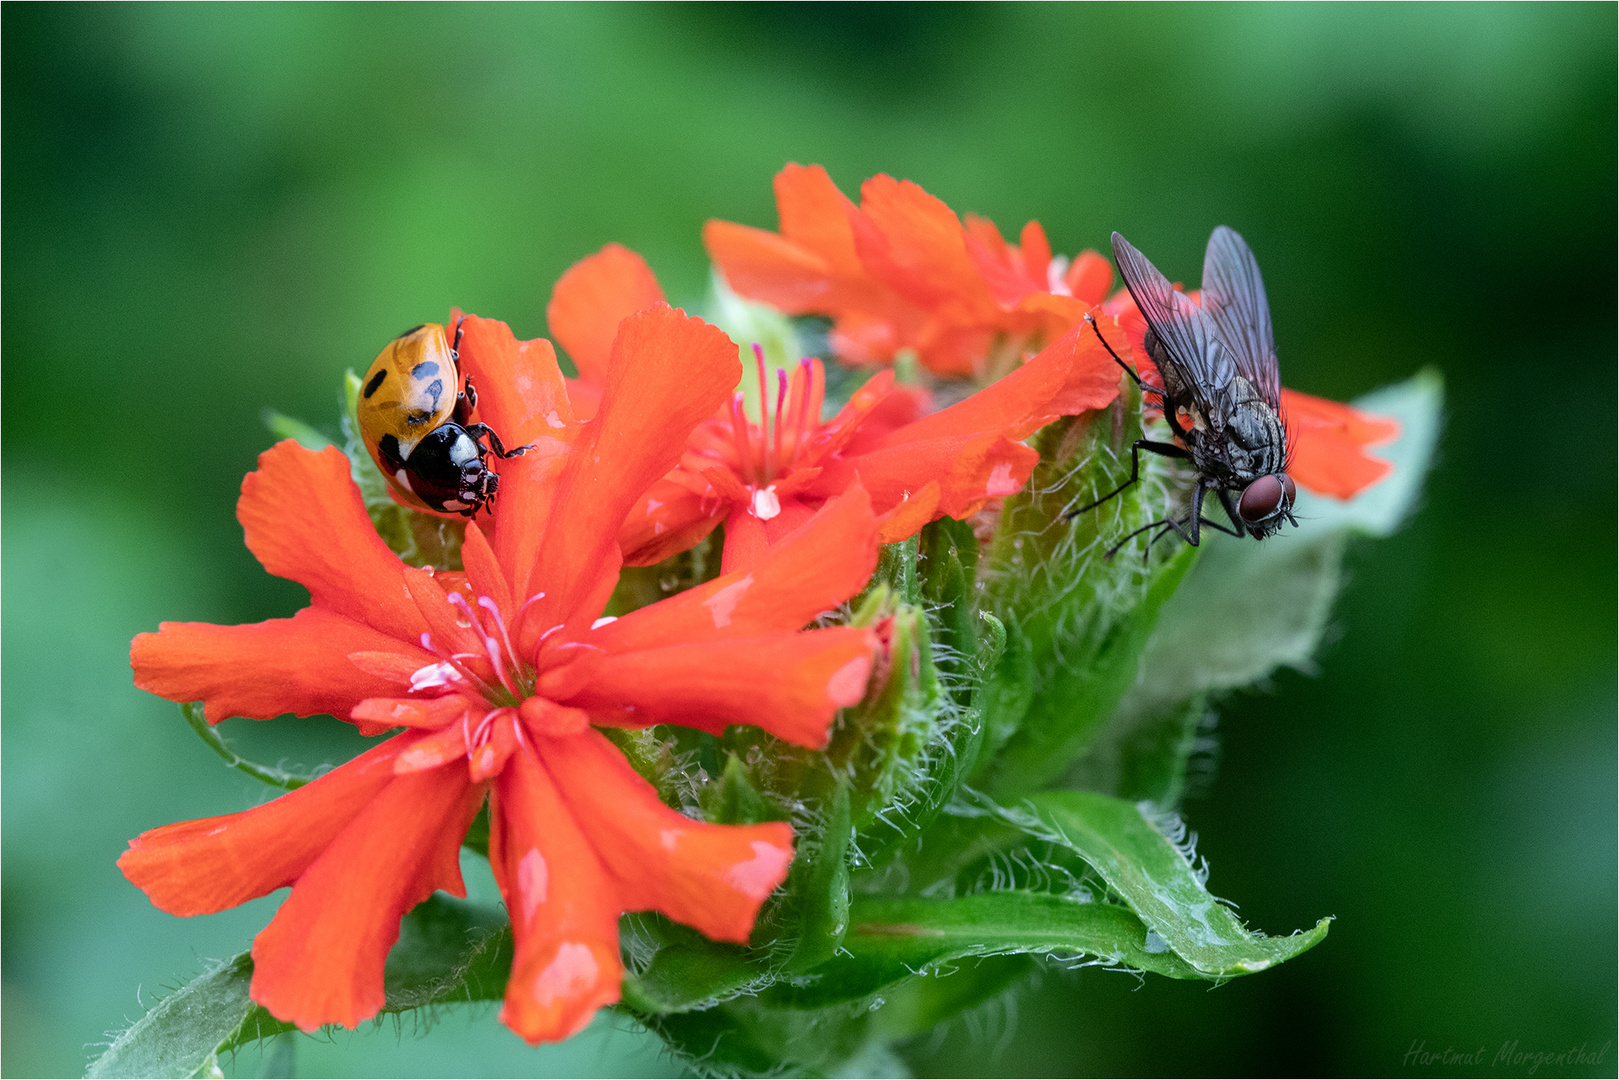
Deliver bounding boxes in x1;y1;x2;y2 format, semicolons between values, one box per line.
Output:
875;481;941;544
704;220;837;312
118;735;409;917
497;305;742;630
132;608;433;724
879;324;1075;446
460;521;514;620
1045;313;1132;416
853;175;987;311
547;244;667;386
491;746;623;1044
718;502;770;576
351;694;471;731
1281;388;1399;499
453;315;575;446
593;485;878;651
1065;250;1115;305
559;626;875;748
250;763;482;1031
617;475;726;568
853;433;1038;522
775;163;865;277
239;442;425;643
393;722;469;774
543;730;794;943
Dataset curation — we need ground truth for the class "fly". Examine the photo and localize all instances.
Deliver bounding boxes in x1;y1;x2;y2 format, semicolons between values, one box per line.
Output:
1073;226;1297;557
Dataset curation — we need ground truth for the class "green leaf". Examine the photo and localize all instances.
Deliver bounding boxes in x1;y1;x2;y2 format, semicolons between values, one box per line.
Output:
1017;791;1330;976
770;891;1202;1014
88;896;510;1079
1293;368;1444;539
88;952;277;1080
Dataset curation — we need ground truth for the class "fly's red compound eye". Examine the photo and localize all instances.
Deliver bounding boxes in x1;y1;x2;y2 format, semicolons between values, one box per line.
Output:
1238;474;1287;523
1280;473;1297;507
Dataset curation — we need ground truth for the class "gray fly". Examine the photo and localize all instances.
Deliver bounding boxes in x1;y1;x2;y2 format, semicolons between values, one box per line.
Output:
1074;226;1297;557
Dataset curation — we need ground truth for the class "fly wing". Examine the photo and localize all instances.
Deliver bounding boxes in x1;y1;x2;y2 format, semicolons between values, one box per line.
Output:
1112;231;1235;404
1200;226;1280;408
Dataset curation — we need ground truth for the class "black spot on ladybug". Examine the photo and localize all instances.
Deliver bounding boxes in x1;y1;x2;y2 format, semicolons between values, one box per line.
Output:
363;369;388;398
377;434;406;470
395;324;426;341
424;378;444;410
410;361;440;380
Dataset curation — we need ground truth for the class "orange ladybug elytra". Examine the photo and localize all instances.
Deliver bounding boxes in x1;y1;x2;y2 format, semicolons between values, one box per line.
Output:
356;320;529;516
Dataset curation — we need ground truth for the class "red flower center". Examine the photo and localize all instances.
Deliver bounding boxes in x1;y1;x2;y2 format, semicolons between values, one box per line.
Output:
720;345;824;490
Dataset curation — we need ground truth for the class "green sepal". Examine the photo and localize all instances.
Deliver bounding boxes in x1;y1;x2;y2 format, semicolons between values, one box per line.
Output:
87;896;510;1079
180;701;315;791
637;995;876;1079
599;726;688;811
979;542;1198;796
974;386;1202;795
261;409;333;451
1015;791;1331;976
620;916;772;1016
868;954;1035;1043
702;752;775;826
781;780;852;973
916;516;982;699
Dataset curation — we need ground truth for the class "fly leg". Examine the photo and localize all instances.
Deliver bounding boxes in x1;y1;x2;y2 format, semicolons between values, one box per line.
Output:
1215;488;1250;539
464;423;532;460
1085;314;1167;401
1066;438;1188;518
1106;480;1240;560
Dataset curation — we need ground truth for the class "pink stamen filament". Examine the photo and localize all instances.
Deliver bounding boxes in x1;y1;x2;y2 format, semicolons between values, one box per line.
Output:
418;632;505;704
447;593;519;697
773;366;788;474
729;392;757;483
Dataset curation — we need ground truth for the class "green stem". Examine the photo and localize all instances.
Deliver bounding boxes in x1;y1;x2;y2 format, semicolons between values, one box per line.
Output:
180;702;315;790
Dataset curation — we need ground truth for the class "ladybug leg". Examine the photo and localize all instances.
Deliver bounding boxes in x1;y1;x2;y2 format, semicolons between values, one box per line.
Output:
453;375;478;425
451;317;465;358
465;423;532;460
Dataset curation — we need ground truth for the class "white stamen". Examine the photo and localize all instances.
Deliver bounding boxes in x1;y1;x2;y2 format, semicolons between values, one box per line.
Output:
751;485;781;521
409;662;460;692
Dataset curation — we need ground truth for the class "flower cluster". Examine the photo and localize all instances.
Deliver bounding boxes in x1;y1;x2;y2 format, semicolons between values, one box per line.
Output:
119;165;1402;1048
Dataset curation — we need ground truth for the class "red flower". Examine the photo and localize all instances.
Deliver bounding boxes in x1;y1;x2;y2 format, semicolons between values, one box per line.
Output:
712;165;1399;500
704;164;1115;378
547;245;1122;573
119;305;881;1043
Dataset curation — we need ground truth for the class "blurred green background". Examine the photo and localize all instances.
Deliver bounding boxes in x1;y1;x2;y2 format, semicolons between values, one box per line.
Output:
4;4;1614;1077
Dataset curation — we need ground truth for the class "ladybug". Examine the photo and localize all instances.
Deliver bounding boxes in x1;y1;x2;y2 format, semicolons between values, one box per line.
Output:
357;320;529;516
